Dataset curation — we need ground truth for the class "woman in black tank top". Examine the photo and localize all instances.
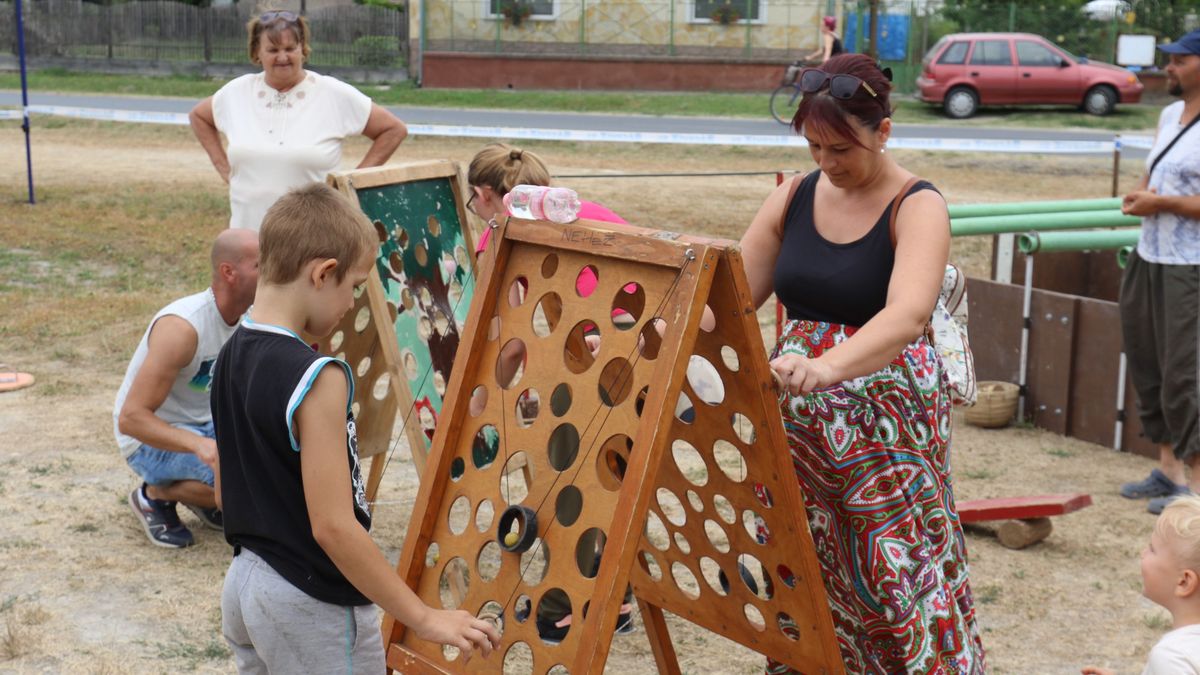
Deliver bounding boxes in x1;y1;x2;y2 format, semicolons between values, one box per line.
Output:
804;15;846;63
737;54;986;673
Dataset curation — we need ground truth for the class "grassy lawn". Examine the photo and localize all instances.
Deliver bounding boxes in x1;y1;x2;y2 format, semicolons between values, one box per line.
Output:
0;69;1161;131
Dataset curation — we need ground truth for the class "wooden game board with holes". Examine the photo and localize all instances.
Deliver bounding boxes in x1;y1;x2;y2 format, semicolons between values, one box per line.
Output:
384;216;843;675
321;161;478;500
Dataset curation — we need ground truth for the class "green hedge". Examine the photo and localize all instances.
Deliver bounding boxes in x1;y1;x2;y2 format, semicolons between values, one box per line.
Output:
353;36;401;68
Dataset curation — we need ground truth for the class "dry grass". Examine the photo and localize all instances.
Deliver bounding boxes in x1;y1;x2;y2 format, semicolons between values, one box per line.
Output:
0;600;50;661
0;119;1156;673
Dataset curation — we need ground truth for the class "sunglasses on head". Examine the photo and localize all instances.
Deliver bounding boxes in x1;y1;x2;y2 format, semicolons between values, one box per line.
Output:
259;10;299;23
798;68;879;100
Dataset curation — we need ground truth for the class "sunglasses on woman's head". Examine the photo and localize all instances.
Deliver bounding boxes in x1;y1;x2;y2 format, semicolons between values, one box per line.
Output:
259;10;299;23
798;68;879;100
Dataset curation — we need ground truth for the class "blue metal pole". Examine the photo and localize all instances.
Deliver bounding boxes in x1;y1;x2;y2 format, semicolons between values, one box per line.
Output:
16;0;34;204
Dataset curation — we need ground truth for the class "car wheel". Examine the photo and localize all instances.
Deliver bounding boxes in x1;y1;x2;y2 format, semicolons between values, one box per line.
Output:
943;87;978;119
1083;85;1116;116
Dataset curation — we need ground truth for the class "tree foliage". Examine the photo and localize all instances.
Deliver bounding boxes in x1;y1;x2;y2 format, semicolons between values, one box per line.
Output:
932;0;1200;64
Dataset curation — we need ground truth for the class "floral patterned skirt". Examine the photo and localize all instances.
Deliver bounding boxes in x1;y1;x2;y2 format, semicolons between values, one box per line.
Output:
767;320;985;675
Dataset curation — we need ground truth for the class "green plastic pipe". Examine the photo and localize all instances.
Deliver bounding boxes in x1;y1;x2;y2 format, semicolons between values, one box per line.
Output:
1018;228;1141;254
951;210;1140;237
1118;245;1133;269
947;197;1122;219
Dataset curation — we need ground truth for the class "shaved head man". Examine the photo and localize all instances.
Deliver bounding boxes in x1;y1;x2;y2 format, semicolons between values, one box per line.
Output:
116;229;259;548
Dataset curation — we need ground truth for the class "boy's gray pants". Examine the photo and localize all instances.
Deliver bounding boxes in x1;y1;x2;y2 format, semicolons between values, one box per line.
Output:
222;548;386;674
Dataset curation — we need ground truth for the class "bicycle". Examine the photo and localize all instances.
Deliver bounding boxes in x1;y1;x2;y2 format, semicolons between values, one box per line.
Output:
769;60;816;125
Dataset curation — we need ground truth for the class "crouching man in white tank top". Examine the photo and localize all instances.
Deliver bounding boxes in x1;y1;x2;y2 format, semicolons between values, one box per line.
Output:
114;229;259;548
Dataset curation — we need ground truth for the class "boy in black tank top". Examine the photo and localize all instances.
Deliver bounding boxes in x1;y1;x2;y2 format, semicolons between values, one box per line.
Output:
211;183;499;672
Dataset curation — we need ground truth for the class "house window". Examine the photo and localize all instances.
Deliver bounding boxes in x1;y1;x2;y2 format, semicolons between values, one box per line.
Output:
486;0;556;20
692;1;764;24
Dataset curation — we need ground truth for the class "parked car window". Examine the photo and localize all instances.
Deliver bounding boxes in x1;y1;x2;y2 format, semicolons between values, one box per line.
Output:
923;37;948;66
1016;40;1061;67
969;40;1013;66
938;41;969;65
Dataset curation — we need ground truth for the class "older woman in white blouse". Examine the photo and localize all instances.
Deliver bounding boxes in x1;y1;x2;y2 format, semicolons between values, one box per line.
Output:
190;11;407;231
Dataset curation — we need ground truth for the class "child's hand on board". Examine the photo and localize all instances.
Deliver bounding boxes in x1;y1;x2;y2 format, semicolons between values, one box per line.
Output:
415;608;501;661
1081;667;1115;675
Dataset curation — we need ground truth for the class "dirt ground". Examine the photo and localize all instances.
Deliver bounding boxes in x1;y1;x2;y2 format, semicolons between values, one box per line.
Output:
0;119;1169;674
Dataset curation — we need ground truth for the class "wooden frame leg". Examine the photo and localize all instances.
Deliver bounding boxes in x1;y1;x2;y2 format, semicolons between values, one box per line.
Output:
638;598;682;675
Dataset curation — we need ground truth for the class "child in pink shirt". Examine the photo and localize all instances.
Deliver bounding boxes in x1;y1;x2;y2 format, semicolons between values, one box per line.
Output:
465;143;627;299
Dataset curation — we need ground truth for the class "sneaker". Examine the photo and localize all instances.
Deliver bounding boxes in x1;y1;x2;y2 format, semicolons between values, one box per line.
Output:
1149;486;1194;515
128;485;194;548
1120;469;1183;500
185;504;224;531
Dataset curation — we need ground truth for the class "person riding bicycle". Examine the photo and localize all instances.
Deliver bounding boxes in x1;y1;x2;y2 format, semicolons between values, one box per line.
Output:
803;16;845;65
782;16;845;88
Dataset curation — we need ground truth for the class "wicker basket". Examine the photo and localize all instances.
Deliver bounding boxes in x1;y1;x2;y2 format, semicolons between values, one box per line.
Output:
964;381;1020;429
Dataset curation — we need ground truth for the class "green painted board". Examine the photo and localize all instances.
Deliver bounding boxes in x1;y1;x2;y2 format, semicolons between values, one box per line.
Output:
354;173;477;451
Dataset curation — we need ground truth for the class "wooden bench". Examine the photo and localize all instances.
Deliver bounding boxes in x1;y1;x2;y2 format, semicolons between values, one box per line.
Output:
958;493;1093;549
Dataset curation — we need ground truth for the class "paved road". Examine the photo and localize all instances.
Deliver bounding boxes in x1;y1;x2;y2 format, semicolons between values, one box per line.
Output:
0;90;1148;156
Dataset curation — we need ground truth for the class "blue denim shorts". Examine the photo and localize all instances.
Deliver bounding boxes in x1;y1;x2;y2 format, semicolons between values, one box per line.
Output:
126;421;215;487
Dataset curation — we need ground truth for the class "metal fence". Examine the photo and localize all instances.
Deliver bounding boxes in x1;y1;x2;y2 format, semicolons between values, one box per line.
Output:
0;0;409;68
2;0;1197;81
425;0;1199;66
425;0;832;61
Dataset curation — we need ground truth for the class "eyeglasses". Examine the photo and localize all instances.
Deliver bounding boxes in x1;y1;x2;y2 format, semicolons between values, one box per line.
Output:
466;188;477;215
259;10;299;24
798;68;879;100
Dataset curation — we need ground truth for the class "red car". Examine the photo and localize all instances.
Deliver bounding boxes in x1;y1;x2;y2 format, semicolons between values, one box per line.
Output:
916;32;1144;118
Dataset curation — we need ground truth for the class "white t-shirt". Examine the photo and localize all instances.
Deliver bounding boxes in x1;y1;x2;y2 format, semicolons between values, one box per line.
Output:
212;70;373;231
1143;624;1200;675
1137;101;1200;265
112;289;238;458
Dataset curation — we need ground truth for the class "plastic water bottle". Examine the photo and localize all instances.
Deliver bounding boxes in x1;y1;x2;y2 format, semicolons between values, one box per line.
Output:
503;185;581;224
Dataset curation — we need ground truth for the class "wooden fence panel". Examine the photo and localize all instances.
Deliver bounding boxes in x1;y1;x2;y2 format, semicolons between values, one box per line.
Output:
2;0;407;68
968;277;1156;458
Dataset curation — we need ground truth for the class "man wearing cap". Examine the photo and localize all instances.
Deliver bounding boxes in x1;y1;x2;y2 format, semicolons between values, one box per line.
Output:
1119;29;1200;514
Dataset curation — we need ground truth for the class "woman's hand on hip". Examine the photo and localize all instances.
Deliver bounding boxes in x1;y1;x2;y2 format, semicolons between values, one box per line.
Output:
188;96;230;184
769;353;837;396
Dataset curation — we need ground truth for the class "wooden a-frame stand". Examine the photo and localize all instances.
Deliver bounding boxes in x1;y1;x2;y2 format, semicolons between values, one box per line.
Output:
320;161;478;505
383;216;844;674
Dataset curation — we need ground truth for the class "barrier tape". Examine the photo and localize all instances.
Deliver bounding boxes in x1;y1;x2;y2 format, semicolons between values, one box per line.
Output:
25;104;190;126
0;104;1152;155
